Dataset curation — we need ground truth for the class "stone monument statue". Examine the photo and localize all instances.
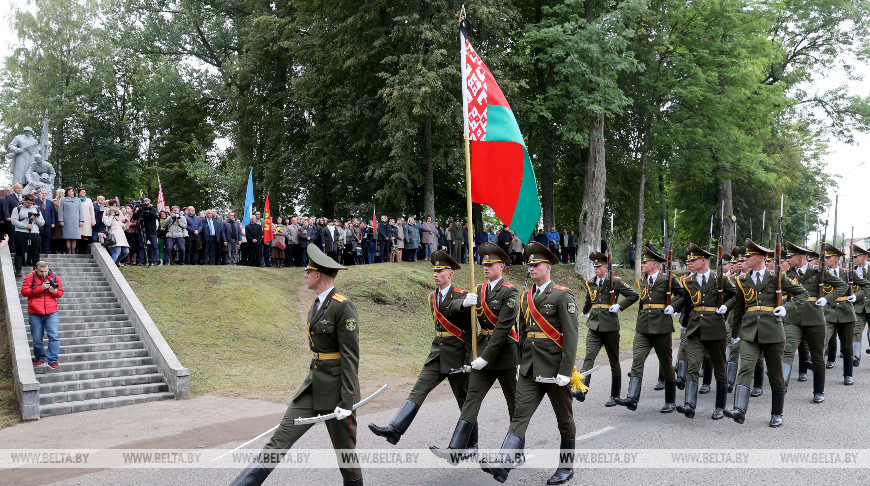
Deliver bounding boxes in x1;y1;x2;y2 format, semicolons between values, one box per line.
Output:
6;126;38;186
23;153;56;194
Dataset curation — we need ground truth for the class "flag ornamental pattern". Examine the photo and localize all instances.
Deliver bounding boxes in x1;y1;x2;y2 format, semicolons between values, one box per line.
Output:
156;176;166;212
461;28;541;242
263;195;273;243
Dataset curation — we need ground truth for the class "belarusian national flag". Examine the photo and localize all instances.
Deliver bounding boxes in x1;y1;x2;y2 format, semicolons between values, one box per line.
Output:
263;195;273;243
461;26;540;241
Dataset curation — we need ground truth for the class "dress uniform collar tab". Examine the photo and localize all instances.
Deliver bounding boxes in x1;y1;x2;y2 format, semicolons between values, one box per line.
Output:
317;286;335;309
488;277;503;290
536;281;552;294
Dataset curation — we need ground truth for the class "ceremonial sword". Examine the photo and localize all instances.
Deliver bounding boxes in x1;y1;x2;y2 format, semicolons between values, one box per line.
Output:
534;365;600;384
212;384;388;462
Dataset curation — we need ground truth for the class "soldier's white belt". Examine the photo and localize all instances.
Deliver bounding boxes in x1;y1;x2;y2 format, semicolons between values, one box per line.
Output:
747;306;775;312
313;352;341;360
592;304;610;309
480;329;495;336
693;306;717;312
435;331;461;338
642;304;666;309
527;332;552;339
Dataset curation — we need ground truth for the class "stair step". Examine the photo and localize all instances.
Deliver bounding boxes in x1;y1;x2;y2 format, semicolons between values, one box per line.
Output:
27;320;131;330
56;349;150;363
40;381;168;404
44;341;146;355
30;333;141;346
20;302;123;310
54;291;116;298
32;356;154;374
36;364;160;383
39;373;165;394
50;327;137;339
20;296;119;304
39;391;175;416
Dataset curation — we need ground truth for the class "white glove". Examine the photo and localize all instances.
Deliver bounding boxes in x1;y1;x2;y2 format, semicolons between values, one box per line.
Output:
674;312;682;319
333;406;352;421
680;326;686;334
608;304;621;313
462;293;479;308
773;306;787;317
664;305;675;315
815;297;827;307
716;305;728;315
460;365;472;373
581;313;590;318
471;357;488;370
848;294;857;303
730;337;740;345
555;374;570;387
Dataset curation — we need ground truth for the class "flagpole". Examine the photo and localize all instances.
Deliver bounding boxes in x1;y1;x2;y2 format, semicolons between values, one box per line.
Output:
464;135;477;361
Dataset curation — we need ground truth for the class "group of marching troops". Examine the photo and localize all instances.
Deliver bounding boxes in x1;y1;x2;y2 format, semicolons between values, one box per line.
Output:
230;235;870;486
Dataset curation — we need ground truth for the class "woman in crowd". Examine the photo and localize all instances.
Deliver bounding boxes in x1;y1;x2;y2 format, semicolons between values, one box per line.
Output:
103;204;131;265
405;217;420;262
58;187;83;254
50;188;65;254
78;188;96;253
271;218;287;268
125;205;139;265
156;210;169;265
392;218;403;263
421;216;435;260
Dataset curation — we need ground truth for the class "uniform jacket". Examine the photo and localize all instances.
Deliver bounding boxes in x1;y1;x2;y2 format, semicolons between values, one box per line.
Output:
679;271;736;340
294;288;360;411
426;285;472;373
635;272;686;334
474;279;520;370
582;276;639;332
822;266;869;324
518;282;579;378
783;266;847;327
731;269;809;343
853;263;870;314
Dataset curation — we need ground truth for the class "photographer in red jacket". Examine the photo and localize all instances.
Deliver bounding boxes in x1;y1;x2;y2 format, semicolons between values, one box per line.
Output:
21;261;63;370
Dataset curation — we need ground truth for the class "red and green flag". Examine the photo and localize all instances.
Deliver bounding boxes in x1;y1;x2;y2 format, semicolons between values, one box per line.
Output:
461;26;540;241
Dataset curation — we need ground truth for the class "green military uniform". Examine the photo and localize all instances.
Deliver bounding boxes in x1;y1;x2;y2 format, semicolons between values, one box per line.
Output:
481;242;579;485
849;244;870;367
232;245;362;486
430;243;519;463
579;252;639;405
615;247;685;413
821;244;869;385
675;243;736;420
724;247;747;392
781;241;847;403
725;239;808;428
369;250;471;445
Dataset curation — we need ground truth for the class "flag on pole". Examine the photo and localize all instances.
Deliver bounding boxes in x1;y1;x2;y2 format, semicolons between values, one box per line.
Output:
461;25;541;241
156;174;166;212
371;205;377;241
243;167;254;226
263;195;273;243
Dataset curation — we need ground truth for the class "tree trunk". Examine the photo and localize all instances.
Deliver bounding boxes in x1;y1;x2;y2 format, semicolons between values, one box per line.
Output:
633;126;651;281
574;116;606;278
716;161;735;253
472;203;483;234
423;115;435;220
658;170;667;250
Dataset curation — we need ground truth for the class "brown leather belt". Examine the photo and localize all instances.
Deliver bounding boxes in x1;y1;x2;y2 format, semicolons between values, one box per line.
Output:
693;306;717;312
747;306;775;312
642;304;666;309
313;352;341;360
592;304;611;309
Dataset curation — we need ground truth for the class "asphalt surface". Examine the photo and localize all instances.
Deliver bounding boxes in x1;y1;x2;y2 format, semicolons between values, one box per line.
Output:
5;346;870;486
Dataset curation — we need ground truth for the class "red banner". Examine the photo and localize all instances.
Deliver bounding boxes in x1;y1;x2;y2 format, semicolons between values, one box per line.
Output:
263;195;273;242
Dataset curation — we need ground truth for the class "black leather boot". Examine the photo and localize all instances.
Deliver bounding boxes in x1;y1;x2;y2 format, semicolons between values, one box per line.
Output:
480;432;524;483
750;364;764;397
812;369;825;403
712;383;728;420
546;438;575;485
615;376;642;411
229;459;271;486
724;385;750;424
430;419;475;463
571;375;591;402
726;361;738;392
782;362;792;387
660;380;677;413
676;380;698;418
368;400;419;445
854;341;862;367
844;352;854;385
797;356;808;382
654;367;665;391
675;361;688;390
344;478;363;486
700;365;713;394
603;374;621;407
769;389;786;428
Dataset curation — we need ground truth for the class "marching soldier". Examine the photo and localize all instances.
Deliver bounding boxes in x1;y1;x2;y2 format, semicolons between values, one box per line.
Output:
676;244;735;420
725;239;808;428
850;244;870;367
430;243;519;463
781;241;847;403
725;246;747;392
821;245;868;385
480;242;579;485
614;247;685;413
230;245;362;486
369;251;472;445
797;250;822;382
576;251;639;405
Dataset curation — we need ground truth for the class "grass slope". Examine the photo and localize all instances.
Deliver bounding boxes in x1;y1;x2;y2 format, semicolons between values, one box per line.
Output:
122;262;660;402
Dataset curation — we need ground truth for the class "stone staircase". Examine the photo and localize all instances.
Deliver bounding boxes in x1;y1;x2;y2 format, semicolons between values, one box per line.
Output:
16;253;174;417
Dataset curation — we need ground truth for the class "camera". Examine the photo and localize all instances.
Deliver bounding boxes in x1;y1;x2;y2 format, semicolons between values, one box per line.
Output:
46;275;58;289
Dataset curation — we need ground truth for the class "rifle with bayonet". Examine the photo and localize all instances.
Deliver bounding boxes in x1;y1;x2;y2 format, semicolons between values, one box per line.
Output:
666;209;676;307
717;200;725;307
707;213;714;252
609;212;615;305
775;195;783;307
819;218;829;299
849;226;855;297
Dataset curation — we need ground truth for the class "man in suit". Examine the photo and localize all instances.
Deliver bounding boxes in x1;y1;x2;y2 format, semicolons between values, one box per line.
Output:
675;243;736;420
369;250;471;445
222;212;242;265
2;184;24;252
614;247;686;414
821;244;866;385
576;251;639;406
430;243;519;463
185;206;202;265
479;242;579;485
202;209;220;265
245;215;264;267
230;245;361;486
377;215;391;263
323;219;338;261
36;189;56;254
725;239;808;427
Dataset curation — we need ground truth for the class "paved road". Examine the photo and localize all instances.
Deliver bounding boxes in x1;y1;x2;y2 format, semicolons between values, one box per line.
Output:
5;347;870;486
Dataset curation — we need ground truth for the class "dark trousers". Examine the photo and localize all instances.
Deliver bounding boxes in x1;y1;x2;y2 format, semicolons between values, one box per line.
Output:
259;389;360;481
508;373;574;440
685;333;727;384
250;242;264;267
582;329;621;376
407;358;468;409
138;233;158;264
736;341;785;391
630;332;675;379
14;232;40;274
186;235;201;264
204;236;218;264
40;226;52;254
784;324;825;375
379;240;390;263
460;367;517;423
166;237;186;264
825;321;856;377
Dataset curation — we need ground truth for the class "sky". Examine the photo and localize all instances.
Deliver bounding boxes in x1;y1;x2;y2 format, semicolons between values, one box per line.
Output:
0;0;867;243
